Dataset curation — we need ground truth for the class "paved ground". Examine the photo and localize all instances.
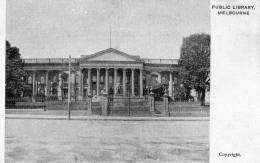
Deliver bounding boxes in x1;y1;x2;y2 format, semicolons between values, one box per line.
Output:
5;119;209;163
6;108;209;118
6;114;209;121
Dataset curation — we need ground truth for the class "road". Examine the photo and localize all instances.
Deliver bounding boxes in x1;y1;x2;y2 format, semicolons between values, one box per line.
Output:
6;119;209;162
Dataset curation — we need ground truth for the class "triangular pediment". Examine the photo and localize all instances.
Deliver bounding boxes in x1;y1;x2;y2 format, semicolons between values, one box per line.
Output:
81;48;141;62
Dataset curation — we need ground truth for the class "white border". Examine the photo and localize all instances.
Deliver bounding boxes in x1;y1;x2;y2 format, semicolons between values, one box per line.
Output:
0;0;6;161
2;0;260;162
211;0;260;162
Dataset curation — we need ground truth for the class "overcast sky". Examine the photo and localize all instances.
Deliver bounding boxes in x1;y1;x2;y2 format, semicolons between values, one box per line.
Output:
6;0;210;59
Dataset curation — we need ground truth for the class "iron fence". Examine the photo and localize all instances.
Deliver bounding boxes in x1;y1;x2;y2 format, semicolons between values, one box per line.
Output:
5;97;90;110
5;97;45;110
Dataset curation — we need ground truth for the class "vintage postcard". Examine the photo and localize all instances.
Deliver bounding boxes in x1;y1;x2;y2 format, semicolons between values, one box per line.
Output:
1;0;260;162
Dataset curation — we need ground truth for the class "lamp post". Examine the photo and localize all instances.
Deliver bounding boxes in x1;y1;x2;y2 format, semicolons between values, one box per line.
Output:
68;55;71;120
50;81;53;96
128;83;131;116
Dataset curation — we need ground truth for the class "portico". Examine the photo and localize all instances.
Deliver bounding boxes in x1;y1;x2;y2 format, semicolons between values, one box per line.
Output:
78;48;145;98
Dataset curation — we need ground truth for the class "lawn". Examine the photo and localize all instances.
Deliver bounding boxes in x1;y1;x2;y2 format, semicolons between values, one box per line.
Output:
6;119;209;162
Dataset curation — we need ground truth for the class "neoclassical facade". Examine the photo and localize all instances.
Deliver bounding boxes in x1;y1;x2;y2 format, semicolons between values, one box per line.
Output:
22;48;179;100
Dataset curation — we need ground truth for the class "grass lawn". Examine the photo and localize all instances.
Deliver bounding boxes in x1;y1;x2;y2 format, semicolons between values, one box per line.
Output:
6;119;209;162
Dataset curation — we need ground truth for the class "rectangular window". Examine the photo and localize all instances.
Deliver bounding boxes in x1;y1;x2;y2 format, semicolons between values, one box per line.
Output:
109;76;113;83
41;76;45;84
92;76;96;82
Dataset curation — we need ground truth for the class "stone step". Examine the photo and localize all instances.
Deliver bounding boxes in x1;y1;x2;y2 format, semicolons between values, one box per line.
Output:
109;108;150;112
169;112;209;117
153;112;209;117
153;114;165;117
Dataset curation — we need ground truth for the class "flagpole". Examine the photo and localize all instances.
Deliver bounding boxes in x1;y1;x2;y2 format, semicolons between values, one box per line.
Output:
109;24;112;48
68;55;71;120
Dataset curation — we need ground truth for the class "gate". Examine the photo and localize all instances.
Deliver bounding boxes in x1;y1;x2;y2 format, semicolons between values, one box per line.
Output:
91;101;102;115
152;94;171;116
153;94;165;115
108;96;150;116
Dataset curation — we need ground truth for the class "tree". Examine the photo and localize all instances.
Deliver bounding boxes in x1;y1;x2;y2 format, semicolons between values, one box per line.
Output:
178;33;210;105
6;41;26;98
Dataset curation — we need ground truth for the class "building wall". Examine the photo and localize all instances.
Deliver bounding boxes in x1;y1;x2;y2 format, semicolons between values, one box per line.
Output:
22;56;179;99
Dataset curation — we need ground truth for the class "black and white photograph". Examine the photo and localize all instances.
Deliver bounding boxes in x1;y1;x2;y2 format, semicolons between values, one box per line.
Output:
5;0;211;162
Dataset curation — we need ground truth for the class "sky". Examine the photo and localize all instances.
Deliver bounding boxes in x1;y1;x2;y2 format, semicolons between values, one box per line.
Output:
6;0;210;59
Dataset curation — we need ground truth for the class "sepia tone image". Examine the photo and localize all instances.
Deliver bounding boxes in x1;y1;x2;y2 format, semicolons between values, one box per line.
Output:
5;0;210;162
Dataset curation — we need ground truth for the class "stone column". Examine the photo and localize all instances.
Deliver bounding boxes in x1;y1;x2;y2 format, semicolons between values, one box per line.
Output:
139;69;143;97
32;71;36;96
131;69;135;96
114;68;117;96
173;76;176;98
97;68;100;96
101;98;108;116
105;68;109;94
36;81;38;95
149;92;155;114
87;68;91;96
163;93;169;116
58;72;62;100
45;71;49;97
78;69;83;100
123;68;126;97
169;72;173;97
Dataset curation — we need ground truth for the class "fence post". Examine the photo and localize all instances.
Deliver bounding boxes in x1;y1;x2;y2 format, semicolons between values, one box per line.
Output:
87;95;92;115
43;101;46;111
163;93;169;116
149;92;155;115
128;95;131;116
101;95;108;116
110;96;113;116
